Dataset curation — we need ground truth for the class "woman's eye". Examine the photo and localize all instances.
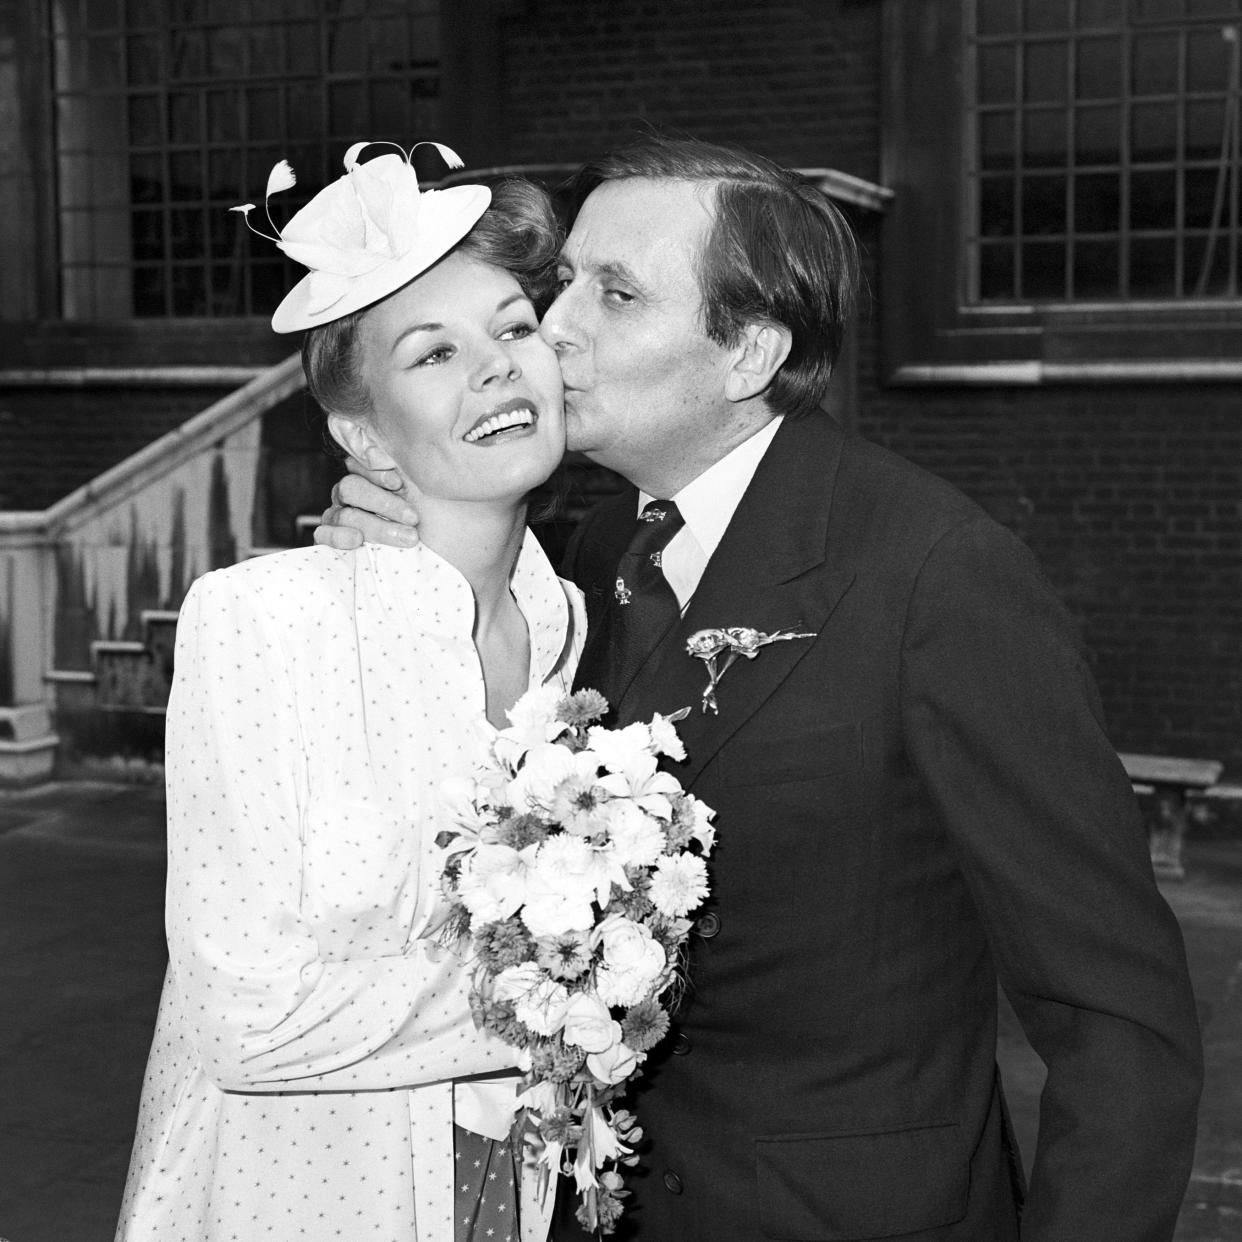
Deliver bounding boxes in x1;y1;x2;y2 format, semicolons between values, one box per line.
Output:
499;321;537;341
414;345;454;367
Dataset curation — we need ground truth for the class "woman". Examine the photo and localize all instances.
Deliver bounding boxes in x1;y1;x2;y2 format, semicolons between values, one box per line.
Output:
116;144;580;1242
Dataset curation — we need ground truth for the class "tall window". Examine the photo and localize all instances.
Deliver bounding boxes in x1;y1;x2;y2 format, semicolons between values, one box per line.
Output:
50;0;441;320
971;0;1241;303
882;0;1242;382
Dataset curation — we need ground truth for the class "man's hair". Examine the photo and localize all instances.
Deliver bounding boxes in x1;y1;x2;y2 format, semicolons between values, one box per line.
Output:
302;177;561;421
564;135;861;419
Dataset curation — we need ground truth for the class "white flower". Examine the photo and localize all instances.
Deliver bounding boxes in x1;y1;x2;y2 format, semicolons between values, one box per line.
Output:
515;978;572;1036
504;742;578;813
647;712;687;762
648;853;710;917
680;793;718;855
561;991;622;1054
596;962;662;1008
594;914;665;974
496;684;572;762
519;835;600;937
456;843;530;926
586;1040;641;1085
604;801;667;870
547;755;615;836
586;722;653;774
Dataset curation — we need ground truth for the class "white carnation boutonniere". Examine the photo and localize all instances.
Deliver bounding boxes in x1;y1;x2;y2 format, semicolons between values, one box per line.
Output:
685;626;816;714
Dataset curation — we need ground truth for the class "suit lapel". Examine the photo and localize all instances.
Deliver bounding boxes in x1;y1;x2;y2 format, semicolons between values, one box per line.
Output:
619;416;855;788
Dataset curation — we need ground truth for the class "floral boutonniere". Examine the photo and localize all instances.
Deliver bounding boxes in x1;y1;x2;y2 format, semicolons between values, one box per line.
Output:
685;626;816;714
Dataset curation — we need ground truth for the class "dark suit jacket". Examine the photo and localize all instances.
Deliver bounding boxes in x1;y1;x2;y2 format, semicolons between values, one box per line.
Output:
558;415;1202;1242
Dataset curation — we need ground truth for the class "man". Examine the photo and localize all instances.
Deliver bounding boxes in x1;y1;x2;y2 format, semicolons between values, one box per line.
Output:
318;135;1202;1241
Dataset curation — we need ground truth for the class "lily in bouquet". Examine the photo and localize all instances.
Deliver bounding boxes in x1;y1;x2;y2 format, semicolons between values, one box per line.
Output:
434;685;716;1234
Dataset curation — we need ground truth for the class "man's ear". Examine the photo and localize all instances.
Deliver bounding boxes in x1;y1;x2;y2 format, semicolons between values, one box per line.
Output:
723;321;793;403
326;412;398;472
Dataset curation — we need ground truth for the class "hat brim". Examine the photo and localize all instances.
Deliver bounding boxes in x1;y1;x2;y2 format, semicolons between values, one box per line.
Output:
270;183;492;334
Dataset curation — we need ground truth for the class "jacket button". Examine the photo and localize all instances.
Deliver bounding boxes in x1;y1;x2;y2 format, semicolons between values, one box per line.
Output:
695;911;721;938
663;1171;683;1194
671;1032;692;1055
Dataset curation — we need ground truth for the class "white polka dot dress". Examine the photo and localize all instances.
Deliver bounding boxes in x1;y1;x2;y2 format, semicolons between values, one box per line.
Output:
115;535;583;1242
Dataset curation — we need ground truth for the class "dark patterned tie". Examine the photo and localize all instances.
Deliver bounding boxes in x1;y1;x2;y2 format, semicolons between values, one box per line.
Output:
594;499;686;702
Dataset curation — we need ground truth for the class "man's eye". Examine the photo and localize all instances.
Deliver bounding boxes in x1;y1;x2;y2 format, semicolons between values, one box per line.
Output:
604;288;635;306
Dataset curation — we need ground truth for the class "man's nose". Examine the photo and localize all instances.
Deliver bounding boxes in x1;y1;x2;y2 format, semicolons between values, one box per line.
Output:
539;288;578;353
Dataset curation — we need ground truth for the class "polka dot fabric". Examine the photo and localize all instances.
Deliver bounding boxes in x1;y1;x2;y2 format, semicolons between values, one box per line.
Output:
116;535;583;1242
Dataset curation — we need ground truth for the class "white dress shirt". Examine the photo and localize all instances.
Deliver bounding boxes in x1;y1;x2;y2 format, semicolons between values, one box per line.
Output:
640;416;783;610
116;534;581;1242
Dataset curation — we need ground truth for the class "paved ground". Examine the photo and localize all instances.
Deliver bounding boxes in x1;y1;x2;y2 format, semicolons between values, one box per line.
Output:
0;780;1238;1242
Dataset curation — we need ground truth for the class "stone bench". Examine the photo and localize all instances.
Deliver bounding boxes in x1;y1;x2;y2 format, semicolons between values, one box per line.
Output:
1119;752;1223;881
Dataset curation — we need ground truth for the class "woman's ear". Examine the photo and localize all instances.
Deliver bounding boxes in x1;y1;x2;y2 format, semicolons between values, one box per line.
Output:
723;322;793;403
326;412;398;472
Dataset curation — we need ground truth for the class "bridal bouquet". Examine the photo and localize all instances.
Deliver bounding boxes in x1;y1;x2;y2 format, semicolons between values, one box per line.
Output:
434;685;716;1234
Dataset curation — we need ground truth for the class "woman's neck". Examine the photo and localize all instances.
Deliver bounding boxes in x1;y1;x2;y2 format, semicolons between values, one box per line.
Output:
417;498;528;624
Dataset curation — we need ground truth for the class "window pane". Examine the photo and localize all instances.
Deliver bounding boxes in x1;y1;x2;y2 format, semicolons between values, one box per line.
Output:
1130;168;1178;229
1073;239;1121;295
1132;33;1180;95
981;175;1018;235
1184;165;1230;227
980;242;1018;298
979;43;1018;103
1131;102;1179;163
1022;240;1067;297
1186;27;1234;92
1075;171;1122;231
980;110;1017;168
1075;105;1121;163
1025;108;1067;166
979;0;1021;36
1076;36;1122;98
1077;0;1127;24
1025;0;1071;31
1022;174;1068;233
1130;236;1177;296
1024;40;1069;102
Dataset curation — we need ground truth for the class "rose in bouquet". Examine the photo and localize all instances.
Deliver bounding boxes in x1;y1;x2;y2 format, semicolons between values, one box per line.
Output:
434;685;716;1234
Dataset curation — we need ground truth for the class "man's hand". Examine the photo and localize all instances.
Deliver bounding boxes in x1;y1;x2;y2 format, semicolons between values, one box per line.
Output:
314;465;421;550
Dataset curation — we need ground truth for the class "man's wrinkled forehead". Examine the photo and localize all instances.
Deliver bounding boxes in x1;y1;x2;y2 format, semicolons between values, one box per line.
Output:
560;177;715;284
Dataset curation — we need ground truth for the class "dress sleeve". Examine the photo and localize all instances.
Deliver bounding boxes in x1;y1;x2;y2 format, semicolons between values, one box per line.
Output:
899;516;1202;1241
164;568;515;1093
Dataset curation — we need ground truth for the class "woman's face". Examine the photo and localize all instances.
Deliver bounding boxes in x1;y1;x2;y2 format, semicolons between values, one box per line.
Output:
350;251;565;504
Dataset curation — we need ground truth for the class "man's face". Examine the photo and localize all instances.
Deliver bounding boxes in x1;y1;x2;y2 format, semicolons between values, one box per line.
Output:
539;178;745;496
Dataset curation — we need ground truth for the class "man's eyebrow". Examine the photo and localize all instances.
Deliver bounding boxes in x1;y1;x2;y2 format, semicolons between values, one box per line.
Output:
557;254;645;291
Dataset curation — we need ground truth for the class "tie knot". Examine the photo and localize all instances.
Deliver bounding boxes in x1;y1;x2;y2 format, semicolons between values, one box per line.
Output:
626;499;685;558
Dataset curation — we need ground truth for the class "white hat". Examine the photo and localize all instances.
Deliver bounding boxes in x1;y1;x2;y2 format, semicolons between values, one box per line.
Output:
233;141;492;334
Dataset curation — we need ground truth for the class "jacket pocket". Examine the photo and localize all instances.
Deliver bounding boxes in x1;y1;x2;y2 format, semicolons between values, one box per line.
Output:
754;1121;967;1240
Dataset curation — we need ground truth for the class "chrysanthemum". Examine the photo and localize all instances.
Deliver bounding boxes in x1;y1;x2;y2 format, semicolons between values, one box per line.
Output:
535;929;594;981
474;997;531;1046
495;811;548;851
557;688;609;727
474;916;535;972
620;998;671;1052
538;1107;583;1147
647;853;709;918
530;1038;587;1083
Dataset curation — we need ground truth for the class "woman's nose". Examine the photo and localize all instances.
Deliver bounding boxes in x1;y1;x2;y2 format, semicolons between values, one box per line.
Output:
474;341;521;388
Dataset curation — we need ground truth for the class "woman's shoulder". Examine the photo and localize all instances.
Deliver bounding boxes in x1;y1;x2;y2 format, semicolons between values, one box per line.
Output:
184;546;359;620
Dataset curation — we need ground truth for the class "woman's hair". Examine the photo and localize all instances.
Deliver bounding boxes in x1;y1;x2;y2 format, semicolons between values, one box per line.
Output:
564;134;861;419
302;177;561;421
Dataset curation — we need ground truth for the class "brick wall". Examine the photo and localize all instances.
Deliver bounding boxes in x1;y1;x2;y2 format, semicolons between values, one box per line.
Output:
498;0;1242;777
